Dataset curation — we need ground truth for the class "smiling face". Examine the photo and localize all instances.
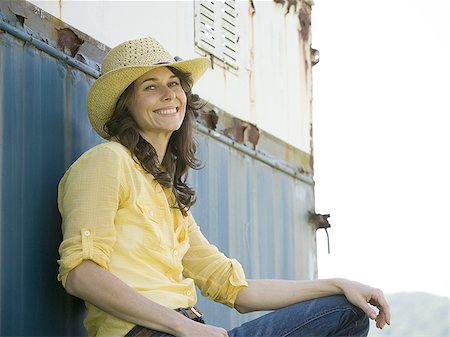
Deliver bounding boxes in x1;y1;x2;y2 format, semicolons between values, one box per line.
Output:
128;67;187;144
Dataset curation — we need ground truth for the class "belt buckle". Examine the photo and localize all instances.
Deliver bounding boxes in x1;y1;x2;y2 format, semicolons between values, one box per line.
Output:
190;306;203;319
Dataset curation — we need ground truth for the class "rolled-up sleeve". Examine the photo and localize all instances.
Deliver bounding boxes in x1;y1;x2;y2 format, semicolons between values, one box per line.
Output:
182;214;248;308
57;145;125;287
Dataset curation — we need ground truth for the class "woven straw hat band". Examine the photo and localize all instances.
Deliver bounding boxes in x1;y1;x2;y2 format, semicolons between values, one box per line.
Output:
102;37;175;73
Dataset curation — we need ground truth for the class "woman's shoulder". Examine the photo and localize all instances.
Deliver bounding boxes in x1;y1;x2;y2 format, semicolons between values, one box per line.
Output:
60;141;135;183
69;140;133;171
83;140;131;159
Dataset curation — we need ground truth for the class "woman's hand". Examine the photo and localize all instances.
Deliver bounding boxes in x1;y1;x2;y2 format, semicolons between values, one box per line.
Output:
336;279;391;329
178;320;228;337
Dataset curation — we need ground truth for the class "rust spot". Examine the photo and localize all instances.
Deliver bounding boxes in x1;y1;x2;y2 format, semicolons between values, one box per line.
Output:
308;212;331;230
8;3;27;26
15;14;25;26
200;109;219;130
75;53;87;64
249;0;255;12
245;124;260;148
273;0;298;14
309;212;331;253
298;4;311;43
56;27;84;57
287;0;298;13
224;117;260;148
224;118;246;143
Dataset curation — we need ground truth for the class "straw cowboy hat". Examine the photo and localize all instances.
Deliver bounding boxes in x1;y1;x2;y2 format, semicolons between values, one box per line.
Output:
87;36;210;139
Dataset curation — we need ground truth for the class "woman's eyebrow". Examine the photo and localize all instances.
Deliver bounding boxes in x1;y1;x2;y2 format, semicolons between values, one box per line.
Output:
141;75;178;85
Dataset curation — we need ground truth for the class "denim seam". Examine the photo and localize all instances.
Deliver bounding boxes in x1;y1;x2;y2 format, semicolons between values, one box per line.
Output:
281;305;359;337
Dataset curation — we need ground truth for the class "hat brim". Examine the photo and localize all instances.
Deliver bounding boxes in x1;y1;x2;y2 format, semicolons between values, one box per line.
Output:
87;57;210;139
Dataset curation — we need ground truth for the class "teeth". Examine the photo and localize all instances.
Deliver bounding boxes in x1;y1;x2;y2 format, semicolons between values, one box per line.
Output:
155;108;177;115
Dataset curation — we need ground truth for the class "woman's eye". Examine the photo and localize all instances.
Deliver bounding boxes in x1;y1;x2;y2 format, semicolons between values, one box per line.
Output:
169;81;180;87
145;85;156;90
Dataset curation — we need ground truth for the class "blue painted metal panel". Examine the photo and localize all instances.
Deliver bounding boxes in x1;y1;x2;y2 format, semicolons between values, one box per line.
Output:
0;29;95;336
189;135;316;329
0;12;316;336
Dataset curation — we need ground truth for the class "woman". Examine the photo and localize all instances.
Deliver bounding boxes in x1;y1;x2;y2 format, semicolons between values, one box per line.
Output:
57;36;390;337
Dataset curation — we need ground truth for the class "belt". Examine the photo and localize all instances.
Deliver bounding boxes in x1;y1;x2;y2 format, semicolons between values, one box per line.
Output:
175;306;204;322
125;307;204;337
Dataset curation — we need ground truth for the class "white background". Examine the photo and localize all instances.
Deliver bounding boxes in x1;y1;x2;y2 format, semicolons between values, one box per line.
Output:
312;0;449;298
29;0;449;297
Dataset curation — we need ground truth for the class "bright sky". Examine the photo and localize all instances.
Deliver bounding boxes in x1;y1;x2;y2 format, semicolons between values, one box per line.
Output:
312;0;450;298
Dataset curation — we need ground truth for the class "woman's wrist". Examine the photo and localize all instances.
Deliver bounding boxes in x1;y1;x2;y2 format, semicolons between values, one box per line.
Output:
169;313;199;336
327;277;348;294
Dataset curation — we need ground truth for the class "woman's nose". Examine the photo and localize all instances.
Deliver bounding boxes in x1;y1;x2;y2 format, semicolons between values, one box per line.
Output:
161;86;176;101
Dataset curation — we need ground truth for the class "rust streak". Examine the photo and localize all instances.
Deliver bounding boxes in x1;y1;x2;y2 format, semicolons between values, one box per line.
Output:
298;4;311;43
249;0;256;121
59;0;62;20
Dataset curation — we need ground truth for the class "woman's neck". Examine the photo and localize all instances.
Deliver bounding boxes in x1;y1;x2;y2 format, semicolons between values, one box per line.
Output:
139;132;171;163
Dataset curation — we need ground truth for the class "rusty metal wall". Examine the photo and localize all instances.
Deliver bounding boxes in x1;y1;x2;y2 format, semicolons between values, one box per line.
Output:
0;3;316;335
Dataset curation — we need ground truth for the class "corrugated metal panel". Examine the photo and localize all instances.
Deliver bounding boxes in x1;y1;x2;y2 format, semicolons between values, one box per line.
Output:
0;5;316;335
0;26;89;336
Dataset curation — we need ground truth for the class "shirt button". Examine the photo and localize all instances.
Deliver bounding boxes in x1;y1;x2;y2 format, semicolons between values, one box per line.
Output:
173;249;179;256
84;230;91;237
149;210;154;217
186;290;192;296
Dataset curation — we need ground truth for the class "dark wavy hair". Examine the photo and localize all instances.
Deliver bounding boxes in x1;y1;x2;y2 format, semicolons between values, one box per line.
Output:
103;66;202;216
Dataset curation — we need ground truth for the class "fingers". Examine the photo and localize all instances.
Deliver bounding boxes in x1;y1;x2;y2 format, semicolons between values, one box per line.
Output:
371;290;391;325
367;289;391;329
375;310;388;329
361;302;378;321
362;302;388;329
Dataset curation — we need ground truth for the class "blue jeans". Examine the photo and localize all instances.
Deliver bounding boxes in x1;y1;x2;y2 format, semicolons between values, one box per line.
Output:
144;295;369;337
228;295;369;337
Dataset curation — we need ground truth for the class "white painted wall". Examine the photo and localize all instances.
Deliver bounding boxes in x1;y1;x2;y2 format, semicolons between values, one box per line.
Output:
30;0;312;154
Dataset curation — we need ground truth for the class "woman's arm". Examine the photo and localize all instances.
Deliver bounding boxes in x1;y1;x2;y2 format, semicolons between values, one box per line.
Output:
66;260;228;337
234;278;391;329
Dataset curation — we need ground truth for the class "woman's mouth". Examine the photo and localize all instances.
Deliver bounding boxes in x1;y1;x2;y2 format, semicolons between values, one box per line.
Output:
154;107;178;115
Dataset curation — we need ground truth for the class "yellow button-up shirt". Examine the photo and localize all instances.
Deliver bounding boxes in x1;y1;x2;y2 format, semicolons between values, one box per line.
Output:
57;141;248;337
